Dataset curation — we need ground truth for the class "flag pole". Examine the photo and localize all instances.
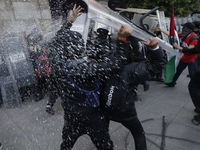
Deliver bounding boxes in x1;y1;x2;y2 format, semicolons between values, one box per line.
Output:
169;2;175;46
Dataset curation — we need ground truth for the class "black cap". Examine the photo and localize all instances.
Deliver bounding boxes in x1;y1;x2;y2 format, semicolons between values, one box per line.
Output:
97;28;109;39
183;22;195;30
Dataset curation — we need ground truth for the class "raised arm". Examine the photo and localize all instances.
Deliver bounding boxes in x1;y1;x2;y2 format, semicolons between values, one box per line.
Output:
155;26;169;36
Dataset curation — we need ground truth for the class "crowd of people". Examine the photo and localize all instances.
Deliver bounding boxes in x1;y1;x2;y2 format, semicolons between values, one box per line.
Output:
24;1;200;149
21;2;166;149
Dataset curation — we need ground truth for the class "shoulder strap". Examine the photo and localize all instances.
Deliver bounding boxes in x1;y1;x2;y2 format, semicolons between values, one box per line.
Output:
189;35;199;45
62;60;99;93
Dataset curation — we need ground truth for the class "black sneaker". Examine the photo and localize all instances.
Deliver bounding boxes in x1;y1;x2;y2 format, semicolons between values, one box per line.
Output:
164;82;176;87
194;109;200;114
46;105;55;115
0;143;3;149
192;115;200;125
155;78;164;83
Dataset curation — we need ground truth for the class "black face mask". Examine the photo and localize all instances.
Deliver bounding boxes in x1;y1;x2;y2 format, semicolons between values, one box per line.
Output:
181;28;193;41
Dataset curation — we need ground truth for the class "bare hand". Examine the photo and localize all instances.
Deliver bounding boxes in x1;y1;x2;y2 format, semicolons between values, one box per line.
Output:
68;4;82;23
117;24;133;40
173;43;179;49
173;42;183;50
142;37;158;49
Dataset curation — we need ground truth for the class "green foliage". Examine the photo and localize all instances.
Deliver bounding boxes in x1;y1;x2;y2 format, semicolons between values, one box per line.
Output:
122;0;200;17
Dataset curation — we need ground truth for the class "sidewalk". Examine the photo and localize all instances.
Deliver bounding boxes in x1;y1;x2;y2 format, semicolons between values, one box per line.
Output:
1;68;200;150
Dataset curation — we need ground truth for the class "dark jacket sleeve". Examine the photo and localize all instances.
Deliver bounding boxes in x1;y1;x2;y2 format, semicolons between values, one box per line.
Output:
147;47;167;75
182;40;200;54
125;62;151;86
129;46;167;86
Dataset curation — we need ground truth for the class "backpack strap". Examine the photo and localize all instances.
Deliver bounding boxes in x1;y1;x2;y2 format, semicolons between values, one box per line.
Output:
189;35;199;45
62;60;100;93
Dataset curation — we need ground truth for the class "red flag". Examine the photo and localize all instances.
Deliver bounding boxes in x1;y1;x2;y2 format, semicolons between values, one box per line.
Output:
170;5;175;46
164;3;179;83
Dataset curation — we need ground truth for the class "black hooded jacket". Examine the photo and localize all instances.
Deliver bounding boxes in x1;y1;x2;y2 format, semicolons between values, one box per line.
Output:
100;46;167;121
45;21;130;115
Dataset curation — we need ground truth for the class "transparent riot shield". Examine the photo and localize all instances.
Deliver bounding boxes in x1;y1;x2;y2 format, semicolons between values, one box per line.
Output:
82;0;182;58
0;35;37;107
70;12;90;46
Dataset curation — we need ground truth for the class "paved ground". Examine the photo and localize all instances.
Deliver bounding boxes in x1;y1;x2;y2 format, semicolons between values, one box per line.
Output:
1;68;200;150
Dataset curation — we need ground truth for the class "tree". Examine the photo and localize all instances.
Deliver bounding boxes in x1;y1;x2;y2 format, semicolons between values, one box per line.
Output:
122;0;200;17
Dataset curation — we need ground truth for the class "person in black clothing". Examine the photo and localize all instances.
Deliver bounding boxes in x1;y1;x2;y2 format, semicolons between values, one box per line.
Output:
25;33;46;102
44;4;133;150
174;41;200;124
100;36;166;150
26;33;59;114
127;36;150;92
150;31;165;82
45;83;59;115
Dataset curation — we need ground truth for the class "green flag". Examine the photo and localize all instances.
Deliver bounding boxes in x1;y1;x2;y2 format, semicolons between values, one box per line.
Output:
164;4;179;83
164;55;176;83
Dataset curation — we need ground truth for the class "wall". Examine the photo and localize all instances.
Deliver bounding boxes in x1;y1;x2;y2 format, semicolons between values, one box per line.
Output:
0;0;52;37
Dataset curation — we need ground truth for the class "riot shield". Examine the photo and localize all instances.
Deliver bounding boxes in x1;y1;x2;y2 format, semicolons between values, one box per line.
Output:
0;35;37;107
81;0;182;58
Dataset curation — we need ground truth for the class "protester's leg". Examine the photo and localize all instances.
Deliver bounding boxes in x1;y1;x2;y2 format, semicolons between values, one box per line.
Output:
46;78;59;114
155;71;164;82
60;112;81;150
121;117;147;150
88;112;113;150
104;116;111;128
170;59;188;86
34;76;46;101
142;81;149;91
47;92;58;107
88;116;113;150
188;72;200;113
46;92;58;114
188;62;195;78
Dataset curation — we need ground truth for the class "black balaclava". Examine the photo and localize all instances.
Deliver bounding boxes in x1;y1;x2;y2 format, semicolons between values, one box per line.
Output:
181;22;195;41
97;28;109;39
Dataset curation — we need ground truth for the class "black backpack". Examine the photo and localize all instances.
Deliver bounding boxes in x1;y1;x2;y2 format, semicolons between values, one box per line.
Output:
100;72;129;112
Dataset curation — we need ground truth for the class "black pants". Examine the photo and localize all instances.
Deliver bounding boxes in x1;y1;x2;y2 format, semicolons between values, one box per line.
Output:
106;116;147;150
47;77;59;106
188;72;200;112
47;91;58;107
171;59;195;85
60;107;113;150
